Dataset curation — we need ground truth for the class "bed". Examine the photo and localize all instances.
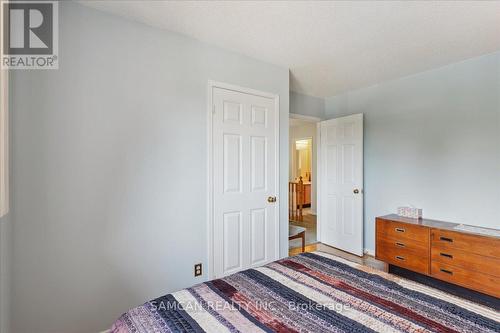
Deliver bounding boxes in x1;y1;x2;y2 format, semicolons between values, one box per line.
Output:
110;252;499;333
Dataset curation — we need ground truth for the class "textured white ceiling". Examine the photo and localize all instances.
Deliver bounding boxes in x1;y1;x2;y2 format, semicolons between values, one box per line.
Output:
80;1;500;97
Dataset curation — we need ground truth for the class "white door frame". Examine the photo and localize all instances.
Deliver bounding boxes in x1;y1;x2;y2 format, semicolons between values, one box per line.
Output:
316;114;364;255
289;113;322;123
0;67;8;217
207;80;280;279
316;122;322;244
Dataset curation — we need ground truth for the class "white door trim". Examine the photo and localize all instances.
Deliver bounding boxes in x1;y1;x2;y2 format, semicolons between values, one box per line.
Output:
289;113;322;123
0;68;8;218
316;122;322;243
207;80;280;279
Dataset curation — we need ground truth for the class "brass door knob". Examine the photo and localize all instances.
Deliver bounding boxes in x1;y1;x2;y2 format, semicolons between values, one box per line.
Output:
267;196;277;203
353;189;360;194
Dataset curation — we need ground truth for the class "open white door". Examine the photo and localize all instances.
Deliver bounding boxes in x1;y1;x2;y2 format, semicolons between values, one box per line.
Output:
319;114;363;256
210;83;279;278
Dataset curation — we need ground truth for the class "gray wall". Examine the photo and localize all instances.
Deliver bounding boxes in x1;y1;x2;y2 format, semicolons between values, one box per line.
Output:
290;91;325;119
325;52;500;252
0;214;11;333
10;2;289;333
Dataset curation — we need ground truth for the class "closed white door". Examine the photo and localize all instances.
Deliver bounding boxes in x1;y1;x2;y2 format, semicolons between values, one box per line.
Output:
319;114;363;256
212;85;279;278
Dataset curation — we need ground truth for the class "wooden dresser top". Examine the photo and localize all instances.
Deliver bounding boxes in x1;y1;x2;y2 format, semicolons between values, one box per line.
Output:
377;214;500;239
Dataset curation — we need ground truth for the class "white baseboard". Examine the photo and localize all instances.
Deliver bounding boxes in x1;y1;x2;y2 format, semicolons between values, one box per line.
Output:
364;249;375;256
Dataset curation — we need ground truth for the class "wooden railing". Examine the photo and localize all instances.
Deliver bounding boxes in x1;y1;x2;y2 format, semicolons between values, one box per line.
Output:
289;176;304;221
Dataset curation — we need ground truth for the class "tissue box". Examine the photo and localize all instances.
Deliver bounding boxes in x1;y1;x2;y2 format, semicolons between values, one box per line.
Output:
397;207;422;219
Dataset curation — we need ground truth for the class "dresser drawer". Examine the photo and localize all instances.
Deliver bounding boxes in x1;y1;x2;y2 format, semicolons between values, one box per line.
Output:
377;234;428;253
376;237;429;275
431;229;500;258
431;246;500;277
431;261;500;298
376;218;429;243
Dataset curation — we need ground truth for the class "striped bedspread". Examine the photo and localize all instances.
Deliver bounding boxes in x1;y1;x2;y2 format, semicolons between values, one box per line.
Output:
111;252;499;333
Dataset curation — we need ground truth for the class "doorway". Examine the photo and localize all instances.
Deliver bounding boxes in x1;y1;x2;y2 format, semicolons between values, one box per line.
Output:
288;113;364;257
288;114;320;255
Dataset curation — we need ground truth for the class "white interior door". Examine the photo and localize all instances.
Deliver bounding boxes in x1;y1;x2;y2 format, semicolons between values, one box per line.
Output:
212;85;279;278
319;114;363;256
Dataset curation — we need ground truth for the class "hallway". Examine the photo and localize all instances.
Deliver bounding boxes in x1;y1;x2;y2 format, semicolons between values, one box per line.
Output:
289;208;317;253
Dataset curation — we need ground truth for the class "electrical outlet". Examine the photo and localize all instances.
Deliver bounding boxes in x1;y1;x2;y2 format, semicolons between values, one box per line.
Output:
194;263;202;277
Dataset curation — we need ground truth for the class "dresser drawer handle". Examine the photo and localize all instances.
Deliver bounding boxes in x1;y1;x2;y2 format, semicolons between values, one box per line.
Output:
440;268;453;275
439;236;453;243
395;242;405;247
395;256;405;261
395;228;405;233
440;253;453;259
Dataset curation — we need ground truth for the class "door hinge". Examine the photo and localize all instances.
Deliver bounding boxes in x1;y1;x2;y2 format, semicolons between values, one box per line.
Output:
212;105;215;114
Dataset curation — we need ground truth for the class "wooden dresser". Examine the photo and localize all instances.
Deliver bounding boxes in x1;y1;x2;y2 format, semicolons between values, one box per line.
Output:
375;214;500;298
